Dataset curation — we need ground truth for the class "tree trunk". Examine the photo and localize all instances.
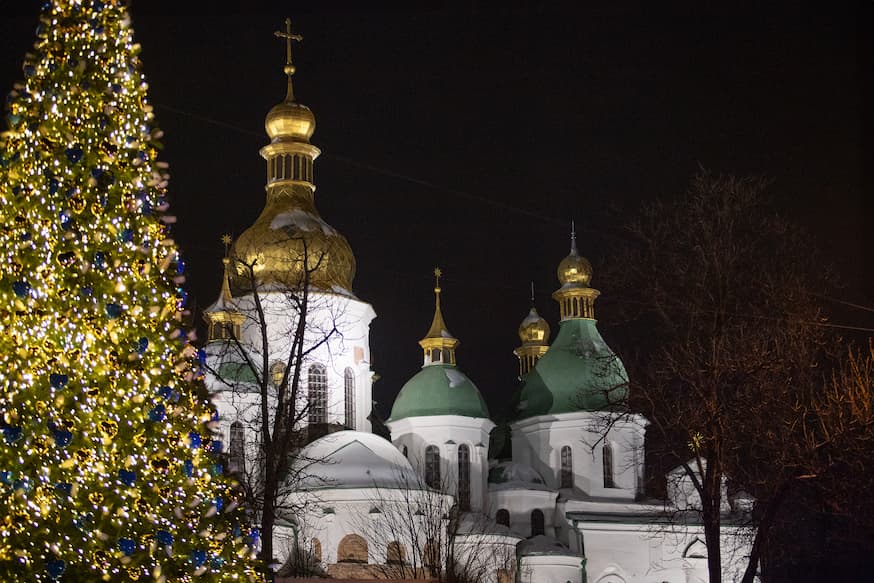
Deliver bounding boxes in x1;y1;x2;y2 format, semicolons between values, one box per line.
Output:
260;464;277;573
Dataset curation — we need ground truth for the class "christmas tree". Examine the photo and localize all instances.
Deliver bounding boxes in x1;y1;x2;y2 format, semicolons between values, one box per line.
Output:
0;1;258;581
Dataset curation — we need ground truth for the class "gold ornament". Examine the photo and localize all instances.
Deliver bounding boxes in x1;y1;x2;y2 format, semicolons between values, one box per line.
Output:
150;457;169;472
70;195;86;213
99;420;118;439
89;491;104;505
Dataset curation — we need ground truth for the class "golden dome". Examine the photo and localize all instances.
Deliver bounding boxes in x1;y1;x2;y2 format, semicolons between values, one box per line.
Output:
265;100;315;143
518;306;550;345
557;252;592;286
228;198;356;295
557;231;592;286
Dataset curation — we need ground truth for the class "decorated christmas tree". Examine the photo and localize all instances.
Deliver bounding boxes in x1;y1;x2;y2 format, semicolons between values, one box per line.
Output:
0;1;258;581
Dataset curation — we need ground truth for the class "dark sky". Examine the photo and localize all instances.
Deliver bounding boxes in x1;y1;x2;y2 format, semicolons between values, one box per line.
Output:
1;1;872;419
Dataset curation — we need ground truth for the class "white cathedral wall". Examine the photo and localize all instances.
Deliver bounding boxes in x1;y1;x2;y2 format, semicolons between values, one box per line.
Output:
282;487;453;568
510;411;647;499
517;554;584;583
386;415;495;513
567;519;751;583
204;289;376;457
489;489;558;539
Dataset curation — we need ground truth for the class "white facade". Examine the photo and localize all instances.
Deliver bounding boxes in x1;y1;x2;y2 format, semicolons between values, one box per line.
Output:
204;289;376;462
387;414;494;513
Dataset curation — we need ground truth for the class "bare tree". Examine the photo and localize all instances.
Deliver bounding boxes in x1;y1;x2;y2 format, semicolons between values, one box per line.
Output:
600;170;835;583
350;470;518;582
203;236;352;571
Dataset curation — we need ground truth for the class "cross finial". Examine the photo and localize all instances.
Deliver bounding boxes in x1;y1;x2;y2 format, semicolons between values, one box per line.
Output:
530;281;536;305
221;233;233;257
274;17;303;101
433;267;442;292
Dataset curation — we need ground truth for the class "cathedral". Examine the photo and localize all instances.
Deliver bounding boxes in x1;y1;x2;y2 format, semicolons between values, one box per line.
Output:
202;21;754;583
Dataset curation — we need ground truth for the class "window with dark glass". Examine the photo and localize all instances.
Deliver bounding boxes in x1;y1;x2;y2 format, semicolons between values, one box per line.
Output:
344;367;355;429
603;442;615;488
457;444;471;511
530;509;545;537
308;364;327;424
425;445;441;489
229;421;245;474
560;445;573;489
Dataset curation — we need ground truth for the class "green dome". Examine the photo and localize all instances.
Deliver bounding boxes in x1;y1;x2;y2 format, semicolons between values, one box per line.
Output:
516;319;627;419
389;364;490;421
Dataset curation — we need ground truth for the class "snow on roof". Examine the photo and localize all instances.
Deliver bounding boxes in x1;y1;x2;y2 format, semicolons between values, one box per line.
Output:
270;209;338;236
290;431;424;491
444;367;468;388
488;461;553;492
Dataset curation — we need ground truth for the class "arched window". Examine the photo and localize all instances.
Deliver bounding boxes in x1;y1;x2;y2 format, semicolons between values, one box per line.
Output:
311;538;322;562
229;421;245;474
337;534;368;563
423;539;440;570
560;445;573;489
344;368;355;429
530;509;545;537
457;444;471;511
603;441;615;488
386;541;405;564
425;445;441;489
308;364;327;424
402;445;408;458
495;508;510;527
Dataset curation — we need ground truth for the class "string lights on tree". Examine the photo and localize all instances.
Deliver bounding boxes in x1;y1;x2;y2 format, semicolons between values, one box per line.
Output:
0;1;257;580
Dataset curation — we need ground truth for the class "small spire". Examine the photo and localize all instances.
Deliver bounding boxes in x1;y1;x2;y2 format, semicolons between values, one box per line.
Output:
530;281;536;307
274;17;303;102
425;266;452;340
219;234;233;302
570;220;578;255
419;267;459;366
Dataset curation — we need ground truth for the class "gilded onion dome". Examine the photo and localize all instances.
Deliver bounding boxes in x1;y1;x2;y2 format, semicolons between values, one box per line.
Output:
514;284;551;378
518;305;550;345
552;225;599;321
228;19;356;296
557;229;593;287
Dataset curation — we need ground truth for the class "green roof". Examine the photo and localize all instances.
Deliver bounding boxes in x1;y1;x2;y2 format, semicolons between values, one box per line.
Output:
216;361;258;384
516;318;627;419
389;364;490;421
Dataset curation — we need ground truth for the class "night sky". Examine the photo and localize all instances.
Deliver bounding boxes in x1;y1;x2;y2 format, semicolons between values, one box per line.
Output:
1;1;871;420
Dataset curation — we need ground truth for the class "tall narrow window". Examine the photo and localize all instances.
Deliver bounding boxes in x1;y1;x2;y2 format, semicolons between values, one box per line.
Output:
344;367;355;429
603;441;615;488
308;364;327;424
425;445;441;489
530;509;545;537
229;421;245;474
457;444;471;511
560;445;574;489
495;509;510;527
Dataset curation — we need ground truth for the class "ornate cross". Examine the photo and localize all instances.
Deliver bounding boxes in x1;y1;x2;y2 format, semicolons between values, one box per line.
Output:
275;18;303;98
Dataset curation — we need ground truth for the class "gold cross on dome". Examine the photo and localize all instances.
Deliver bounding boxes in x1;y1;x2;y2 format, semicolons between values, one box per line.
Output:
434;267;442;287
221;233;232;255
275;18;302;73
